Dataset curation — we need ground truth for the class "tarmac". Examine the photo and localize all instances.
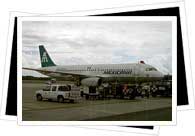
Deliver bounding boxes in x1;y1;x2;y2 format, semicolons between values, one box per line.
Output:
22;81;172;121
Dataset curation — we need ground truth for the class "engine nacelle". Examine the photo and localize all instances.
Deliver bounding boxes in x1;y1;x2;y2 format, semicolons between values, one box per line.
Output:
81;77;102;87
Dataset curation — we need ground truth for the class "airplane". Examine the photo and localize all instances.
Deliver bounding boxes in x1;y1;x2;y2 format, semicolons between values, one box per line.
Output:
23;45;164;86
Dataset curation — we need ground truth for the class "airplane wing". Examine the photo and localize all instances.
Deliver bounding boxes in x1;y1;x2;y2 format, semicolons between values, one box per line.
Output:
22;67;110;78
23;67;85;77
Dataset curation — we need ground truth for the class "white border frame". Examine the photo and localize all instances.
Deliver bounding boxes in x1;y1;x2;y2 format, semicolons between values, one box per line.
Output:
1;2;192;121
1;1;191;135
2;1;192;123
1;1;193;135
17;16;177;126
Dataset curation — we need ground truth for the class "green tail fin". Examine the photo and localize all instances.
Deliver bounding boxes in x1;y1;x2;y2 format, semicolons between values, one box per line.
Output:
39;45;56;67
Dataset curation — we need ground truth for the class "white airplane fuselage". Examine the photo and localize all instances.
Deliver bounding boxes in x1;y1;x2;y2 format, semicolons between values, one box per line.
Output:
38;63;164;83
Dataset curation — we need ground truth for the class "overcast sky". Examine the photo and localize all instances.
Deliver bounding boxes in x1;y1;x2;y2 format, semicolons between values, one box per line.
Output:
22;20;172;77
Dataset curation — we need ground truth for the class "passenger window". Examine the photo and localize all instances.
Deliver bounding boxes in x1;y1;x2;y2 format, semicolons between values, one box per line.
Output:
52;86;57;91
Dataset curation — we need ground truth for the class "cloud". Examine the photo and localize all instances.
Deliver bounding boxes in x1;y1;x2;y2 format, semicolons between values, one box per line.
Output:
22;20;172;76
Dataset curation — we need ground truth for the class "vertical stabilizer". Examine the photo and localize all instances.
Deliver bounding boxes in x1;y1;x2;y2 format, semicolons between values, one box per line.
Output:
39;45;56;67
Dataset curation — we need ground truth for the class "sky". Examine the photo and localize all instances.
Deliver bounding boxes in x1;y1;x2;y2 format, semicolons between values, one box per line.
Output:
22;19;172;77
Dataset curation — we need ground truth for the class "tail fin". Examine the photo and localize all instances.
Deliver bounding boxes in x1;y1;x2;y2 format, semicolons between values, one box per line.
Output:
39;45;56;67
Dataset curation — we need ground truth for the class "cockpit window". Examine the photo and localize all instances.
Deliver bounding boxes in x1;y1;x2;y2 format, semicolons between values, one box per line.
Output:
145;67;157;71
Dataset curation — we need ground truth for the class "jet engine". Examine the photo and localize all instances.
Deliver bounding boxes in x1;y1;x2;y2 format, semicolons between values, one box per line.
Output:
81;77;102;87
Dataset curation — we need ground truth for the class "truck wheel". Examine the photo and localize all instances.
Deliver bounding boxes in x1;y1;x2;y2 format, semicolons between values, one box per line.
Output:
58;96;64;103
36;94;42;101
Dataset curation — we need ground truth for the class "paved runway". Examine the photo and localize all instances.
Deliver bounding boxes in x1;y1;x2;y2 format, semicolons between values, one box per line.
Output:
22;81;172;121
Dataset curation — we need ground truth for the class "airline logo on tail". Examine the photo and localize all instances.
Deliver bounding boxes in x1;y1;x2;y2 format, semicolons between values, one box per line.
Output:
41;52;48;63
39;45;56;67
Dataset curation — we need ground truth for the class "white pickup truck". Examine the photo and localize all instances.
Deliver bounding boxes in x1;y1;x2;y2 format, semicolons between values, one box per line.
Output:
35;84;81;103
